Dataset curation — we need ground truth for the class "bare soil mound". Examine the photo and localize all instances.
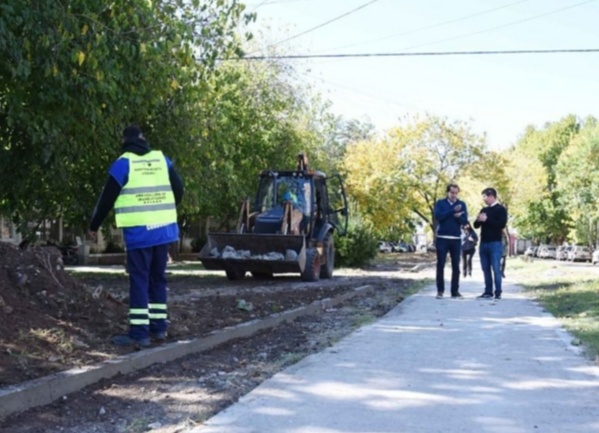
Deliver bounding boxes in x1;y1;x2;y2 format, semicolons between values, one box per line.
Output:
0;242;357;387
0;242;125;386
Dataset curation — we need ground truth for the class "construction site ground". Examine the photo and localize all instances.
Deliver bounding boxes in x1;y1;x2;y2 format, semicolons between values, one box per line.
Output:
0;243;434;433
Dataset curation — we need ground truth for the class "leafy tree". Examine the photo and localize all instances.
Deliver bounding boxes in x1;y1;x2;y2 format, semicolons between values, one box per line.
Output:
555;117;599;246
342;133;413;237
459;150;511;222
504;115;579;243
343;114;488;237
160;50;345;235
0;0;249;238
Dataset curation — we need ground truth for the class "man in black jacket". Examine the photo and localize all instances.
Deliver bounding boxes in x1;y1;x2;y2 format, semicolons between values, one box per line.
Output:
473;188;508;300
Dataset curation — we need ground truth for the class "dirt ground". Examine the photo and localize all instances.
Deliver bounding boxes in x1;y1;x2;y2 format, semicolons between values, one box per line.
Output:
0;244;434;432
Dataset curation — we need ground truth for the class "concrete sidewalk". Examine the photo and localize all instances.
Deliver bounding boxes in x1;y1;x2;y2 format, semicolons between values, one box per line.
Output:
190;278;599;433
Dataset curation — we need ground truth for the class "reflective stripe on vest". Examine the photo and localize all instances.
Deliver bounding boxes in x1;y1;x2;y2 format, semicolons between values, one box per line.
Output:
114;150;177;228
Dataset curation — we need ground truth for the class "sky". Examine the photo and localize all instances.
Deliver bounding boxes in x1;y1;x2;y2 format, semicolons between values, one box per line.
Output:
243;0;599;150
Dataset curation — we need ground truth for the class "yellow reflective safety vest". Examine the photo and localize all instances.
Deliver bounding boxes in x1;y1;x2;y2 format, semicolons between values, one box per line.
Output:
114;151;177;228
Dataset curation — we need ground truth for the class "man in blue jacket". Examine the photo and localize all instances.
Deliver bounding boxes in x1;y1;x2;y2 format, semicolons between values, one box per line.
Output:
433;184;468;299
89;125;184;348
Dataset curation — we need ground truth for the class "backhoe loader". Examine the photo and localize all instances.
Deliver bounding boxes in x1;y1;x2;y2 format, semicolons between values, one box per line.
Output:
198;154;348;281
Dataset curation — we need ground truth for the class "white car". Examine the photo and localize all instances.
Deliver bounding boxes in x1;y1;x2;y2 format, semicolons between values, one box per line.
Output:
378;241;393;254
536;245;549;258
556;245;572;261
568;246;592;262
592;249;599;265
543;246;557;259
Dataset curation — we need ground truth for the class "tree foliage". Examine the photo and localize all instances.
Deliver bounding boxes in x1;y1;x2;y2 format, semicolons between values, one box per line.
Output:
555;117;599;246
177;58;320;229
342;114;489;237
503;115;579;243
334;207;378;268
457;150;511;222
0;0;249;236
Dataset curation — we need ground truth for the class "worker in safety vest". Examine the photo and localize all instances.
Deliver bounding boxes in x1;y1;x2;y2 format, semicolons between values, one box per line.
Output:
89;125;184;348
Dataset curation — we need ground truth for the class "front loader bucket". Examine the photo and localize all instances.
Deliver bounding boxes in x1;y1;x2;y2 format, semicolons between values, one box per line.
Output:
198;233;306;275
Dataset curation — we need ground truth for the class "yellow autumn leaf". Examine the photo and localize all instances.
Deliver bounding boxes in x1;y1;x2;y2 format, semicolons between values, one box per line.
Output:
81;24;89;36
170;79;179;90
77;51;85;66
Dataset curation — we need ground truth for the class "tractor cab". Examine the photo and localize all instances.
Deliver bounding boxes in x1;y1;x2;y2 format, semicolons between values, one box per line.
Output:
252;168;347;238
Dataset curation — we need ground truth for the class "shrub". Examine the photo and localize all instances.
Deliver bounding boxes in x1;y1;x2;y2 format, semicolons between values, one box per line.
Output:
335;219;378;268
191;237;207;253
104;241;125;254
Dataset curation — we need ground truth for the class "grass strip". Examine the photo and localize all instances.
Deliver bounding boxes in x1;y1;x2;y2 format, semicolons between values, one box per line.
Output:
521;277;599;359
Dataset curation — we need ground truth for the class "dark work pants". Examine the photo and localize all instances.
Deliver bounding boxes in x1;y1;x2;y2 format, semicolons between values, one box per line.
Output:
127;243;170;341
436;237;461;295
462;248;475;275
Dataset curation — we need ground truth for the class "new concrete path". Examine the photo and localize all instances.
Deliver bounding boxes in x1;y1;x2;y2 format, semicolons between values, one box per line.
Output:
190;278;599;433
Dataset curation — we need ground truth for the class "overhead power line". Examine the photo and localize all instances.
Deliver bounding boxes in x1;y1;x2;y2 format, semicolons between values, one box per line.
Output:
237;48;599;61
270;0;381;46
315;0;531;54
248;0;316;6
401;0;598;52
249;0;270;13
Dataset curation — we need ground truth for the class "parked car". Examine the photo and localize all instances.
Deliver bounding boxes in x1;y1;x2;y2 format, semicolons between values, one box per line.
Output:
555;245;571;261
378;241;393;254
536;245;551;258
387;242;401;253
524;246;537;257
592;249;599;265
542;246;557;259
568;246;592;262
392;241;413;253
536;245;549;258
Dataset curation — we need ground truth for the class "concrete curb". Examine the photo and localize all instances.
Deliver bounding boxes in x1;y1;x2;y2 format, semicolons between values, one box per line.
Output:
0;284;373;419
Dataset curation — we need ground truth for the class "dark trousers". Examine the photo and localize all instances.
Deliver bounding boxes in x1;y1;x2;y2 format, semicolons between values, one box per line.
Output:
126;243;170;340
436;237;461;295
462;248;475;275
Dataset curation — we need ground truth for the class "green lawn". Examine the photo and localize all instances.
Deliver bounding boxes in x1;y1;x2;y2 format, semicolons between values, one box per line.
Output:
516;261;599;359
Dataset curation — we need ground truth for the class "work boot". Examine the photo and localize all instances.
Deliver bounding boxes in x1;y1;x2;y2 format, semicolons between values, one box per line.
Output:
151;331;167;342
111;335;150;348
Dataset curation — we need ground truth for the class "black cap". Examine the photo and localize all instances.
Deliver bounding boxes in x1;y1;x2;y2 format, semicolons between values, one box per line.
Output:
123;125;142;139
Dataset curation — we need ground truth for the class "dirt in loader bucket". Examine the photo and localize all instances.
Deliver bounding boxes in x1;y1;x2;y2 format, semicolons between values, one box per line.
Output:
199;233;307;276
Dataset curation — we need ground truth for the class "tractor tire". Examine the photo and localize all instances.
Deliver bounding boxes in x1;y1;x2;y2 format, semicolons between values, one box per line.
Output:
301;248;321;282
320;234;335;279
251;271;273;279
226;269;246;281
